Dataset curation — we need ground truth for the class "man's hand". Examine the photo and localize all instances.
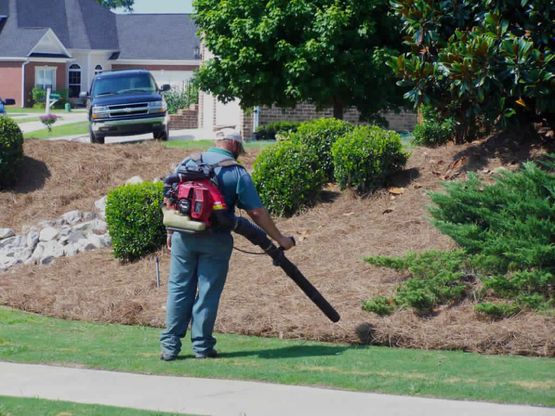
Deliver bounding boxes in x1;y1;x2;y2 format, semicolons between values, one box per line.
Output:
278;235;295;250
166;233;172;252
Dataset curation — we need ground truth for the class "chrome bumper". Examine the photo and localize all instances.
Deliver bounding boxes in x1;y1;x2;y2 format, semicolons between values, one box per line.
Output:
91;115;168;132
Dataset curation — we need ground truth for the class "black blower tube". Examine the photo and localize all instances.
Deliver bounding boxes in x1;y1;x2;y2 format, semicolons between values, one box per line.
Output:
232;216;341;323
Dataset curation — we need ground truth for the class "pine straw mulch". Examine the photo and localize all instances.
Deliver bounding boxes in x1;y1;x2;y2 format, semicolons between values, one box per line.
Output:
1;132;554;357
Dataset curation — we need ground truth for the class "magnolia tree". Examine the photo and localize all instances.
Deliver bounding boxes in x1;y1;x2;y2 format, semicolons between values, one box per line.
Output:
194;0;406;121
389;0;555;141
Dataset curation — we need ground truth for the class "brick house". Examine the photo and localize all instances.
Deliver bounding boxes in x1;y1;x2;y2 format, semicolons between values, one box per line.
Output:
0;0;200;107
197;45;416;139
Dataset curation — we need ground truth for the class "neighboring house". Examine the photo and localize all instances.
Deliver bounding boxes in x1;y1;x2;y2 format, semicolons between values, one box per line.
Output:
0;0;200;107
197;46;417;139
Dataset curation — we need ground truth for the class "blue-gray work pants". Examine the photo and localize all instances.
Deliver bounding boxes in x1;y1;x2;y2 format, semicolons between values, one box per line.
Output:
160;231;233;356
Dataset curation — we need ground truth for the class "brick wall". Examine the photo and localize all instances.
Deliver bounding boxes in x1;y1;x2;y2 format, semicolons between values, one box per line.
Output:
256;104;417;133
24;62;67;107
169;104;198;129
0;62;22;106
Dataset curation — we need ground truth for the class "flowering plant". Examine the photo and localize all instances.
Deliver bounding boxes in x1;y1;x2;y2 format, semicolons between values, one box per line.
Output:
40;114;59;132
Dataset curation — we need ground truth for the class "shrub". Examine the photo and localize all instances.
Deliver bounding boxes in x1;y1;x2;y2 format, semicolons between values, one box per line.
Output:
40;114;59;132
430;162;555;275
162;82;199;114
389;0;554;141
0;116;24;188
412;106;455;147
291;118;354;181
105;181;165;261
31;87;46;106
362;296;395;316
254;121;300;141
474;302;521;319
365;250;469;314
252;139;325;216
331;125;408;194
363;160;555;318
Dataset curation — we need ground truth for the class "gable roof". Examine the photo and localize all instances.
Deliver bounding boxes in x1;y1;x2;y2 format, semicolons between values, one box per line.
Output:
115;14;199;60
0;0;200;61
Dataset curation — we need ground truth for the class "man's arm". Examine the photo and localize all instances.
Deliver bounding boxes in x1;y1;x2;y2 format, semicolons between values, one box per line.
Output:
246;207;295;250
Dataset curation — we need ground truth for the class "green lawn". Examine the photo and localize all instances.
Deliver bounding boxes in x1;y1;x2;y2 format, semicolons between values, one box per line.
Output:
10;116;39;124
23;121;89;139
1;307;554;407
5;107;68;114
0;396;192;416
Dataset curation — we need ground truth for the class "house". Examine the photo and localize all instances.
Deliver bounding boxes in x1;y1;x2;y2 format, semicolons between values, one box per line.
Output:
0;0;200;107
197;44;416;139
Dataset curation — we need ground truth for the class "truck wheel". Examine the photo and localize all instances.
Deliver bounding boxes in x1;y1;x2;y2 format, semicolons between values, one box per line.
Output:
154;125;169;141
89;127;105;144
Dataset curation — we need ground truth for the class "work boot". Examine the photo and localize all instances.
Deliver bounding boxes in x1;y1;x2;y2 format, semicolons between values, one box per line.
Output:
160;351;178;361
194;349;218;359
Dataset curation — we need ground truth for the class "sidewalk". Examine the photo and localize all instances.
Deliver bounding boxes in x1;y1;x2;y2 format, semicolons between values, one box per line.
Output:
0;362;553;416
45;127;214;143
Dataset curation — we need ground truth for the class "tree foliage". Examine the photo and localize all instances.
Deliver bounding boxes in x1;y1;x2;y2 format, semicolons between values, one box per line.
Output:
194;0;405;120
389;0;555;141
96;0;134;11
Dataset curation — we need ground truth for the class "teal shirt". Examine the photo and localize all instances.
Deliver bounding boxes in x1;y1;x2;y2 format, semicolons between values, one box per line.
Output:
176;148;263;214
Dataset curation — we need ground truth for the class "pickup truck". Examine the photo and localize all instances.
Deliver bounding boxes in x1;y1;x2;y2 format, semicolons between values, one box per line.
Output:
82;69;171;144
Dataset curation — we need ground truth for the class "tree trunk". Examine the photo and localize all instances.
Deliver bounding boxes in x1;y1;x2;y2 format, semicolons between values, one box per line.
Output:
332;98;344;120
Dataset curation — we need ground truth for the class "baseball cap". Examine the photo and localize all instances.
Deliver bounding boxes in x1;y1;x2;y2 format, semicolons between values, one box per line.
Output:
215;128;246;154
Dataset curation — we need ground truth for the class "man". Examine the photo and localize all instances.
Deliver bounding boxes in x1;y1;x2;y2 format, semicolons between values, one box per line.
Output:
160;129;294;360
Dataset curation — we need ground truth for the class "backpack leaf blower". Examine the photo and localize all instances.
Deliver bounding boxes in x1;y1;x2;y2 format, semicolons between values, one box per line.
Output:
162;159;341;323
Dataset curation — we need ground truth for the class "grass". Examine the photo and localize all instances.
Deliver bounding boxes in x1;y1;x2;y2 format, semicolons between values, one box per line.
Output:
165;139;275;151
9;116;39;124
0;396;192;416
23;121;89;139
5;107;68;114
1;307;554;407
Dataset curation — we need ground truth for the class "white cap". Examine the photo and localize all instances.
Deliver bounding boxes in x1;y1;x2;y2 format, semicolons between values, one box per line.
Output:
215;128;245;153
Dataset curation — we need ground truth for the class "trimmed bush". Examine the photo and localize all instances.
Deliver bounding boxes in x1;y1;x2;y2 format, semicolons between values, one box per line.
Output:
252;139;325;216
412;106;455;147
105;181;165;261
291;118;354;181
0;116;24;188
254;121;300;141
363;159;555;318
331;125;408;194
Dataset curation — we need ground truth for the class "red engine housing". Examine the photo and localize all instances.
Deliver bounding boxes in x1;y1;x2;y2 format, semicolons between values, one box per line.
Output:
171;179;227;226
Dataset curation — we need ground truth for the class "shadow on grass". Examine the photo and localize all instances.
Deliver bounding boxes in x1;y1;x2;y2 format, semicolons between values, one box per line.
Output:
173;345;349;361
220;345;349;359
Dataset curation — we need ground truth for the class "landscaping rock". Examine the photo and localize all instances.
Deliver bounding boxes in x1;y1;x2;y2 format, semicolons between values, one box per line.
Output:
0;235;26;250
95;196;107;213
40;241;64;265
26;230;40;250
62;210;82;225
126;176;143;185
92;219;107;234
73;221;95;234
82;211;96;222
63;244;79;257
0;228;15;240
39;227;59;242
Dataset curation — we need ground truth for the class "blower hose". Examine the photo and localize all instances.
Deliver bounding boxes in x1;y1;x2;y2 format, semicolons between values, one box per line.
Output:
231;216;341;323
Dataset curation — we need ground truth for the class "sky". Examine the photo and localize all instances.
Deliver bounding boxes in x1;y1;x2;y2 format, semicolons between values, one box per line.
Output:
115;0;194;14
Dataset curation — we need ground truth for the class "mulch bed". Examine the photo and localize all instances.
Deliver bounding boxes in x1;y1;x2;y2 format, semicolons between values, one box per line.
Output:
1;135;553;356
